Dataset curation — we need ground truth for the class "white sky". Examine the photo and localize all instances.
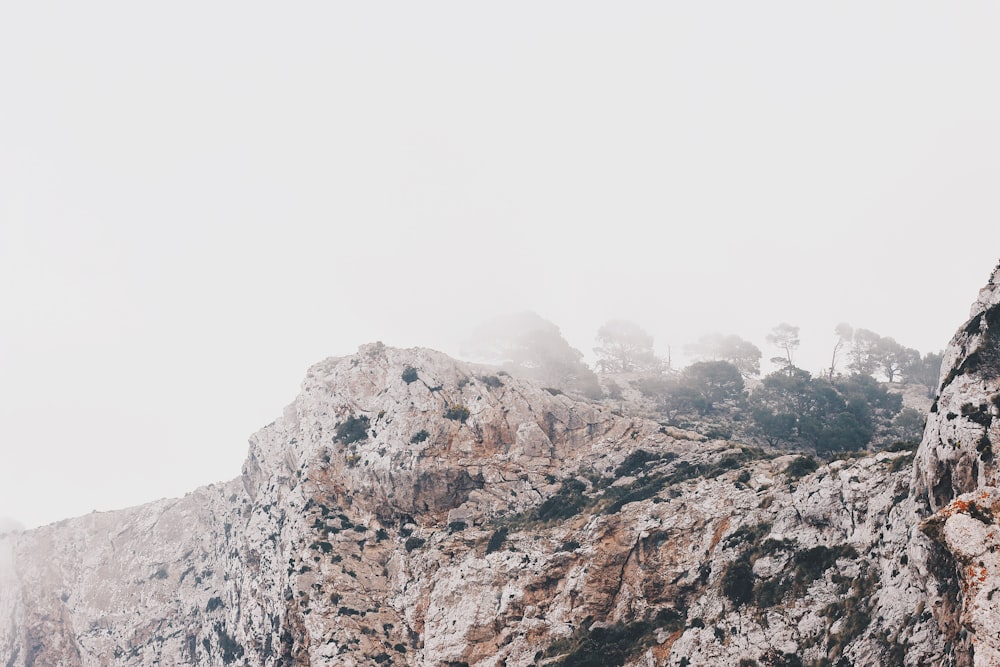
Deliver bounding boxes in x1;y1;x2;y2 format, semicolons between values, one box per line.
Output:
1;2;998;528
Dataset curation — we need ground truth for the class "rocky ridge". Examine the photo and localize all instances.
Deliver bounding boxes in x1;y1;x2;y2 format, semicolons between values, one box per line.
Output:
1;264;999;666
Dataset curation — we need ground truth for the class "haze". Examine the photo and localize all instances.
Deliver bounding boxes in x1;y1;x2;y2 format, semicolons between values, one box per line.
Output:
2;2;998;528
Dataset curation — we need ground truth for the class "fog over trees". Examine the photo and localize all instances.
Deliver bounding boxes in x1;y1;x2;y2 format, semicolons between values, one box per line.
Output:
3;2;998;529
460;311;942;457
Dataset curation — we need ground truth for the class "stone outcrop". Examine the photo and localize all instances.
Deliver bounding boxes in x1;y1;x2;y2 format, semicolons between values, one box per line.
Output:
2;264;999;666
912;263;1000;667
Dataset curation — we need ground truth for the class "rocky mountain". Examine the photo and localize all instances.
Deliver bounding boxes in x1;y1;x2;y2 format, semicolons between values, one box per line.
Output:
2;265;999;667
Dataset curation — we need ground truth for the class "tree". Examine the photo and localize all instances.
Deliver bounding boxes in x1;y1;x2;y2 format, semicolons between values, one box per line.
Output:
902;351;944;397
846;328;881;376
874;337;919;383
766;323;800;375
749;368;902;454
463;311;602;397
678;361;745;414
892;407;926;446
688;333;762;378
593;319;662;373
634;375;687;421
828;323;853;380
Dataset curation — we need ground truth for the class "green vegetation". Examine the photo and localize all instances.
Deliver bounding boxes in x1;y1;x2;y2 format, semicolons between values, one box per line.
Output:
721;523;858;610
543;618;656;667
531;479;589;523
750;370;902;454
444;404;471;423
334;415;370;444
485;527;508;554
785;456;818;480
401;367;419;383
465;311;603;398
478;374;503;388
410;429;430;444
594;319;663;373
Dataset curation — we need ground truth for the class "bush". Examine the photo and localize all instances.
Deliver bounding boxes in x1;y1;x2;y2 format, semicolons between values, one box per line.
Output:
401;367;419;383
533;479;589;522
404;536;426;552
335;415;370;444
410;429;430;444
444;404;470;423
543;618;654;667
486;527;508;554
721;558;755;606
479;374;503;388
785;456;818;480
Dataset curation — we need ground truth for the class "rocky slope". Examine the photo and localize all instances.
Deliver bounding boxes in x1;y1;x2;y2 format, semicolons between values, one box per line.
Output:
2;264;999;667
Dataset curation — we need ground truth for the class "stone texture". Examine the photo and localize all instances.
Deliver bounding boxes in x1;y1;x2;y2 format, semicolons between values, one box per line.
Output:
2;263;1000;666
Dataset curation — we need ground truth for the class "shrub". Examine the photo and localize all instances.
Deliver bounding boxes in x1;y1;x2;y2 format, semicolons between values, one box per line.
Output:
486;527;508;554
335;415;370;444
543;619;654;667
614;449;667;477
410;429;430;444
404;537;426;552
722;558;755;606
785;456;818;480
401;367;419;383
533;479;589;522
444;404;470;423
479;375;503;388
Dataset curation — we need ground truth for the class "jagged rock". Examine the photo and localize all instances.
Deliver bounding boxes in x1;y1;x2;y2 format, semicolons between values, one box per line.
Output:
2;264;1000;666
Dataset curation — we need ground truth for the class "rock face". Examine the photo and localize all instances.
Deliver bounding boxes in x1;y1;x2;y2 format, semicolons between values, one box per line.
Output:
913;264;1000;667
1;265;999;666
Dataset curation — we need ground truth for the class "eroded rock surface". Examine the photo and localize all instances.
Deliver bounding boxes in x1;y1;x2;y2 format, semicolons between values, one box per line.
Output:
2;264;999;666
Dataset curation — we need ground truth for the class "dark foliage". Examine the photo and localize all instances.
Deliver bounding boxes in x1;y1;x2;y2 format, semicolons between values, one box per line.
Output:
335;415;370;444
444;404;471;423
486;527;508;554
478;374;504;389
785;456;818;480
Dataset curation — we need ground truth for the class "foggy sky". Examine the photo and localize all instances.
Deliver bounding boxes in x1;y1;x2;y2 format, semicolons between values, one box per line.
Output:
2;2;999;528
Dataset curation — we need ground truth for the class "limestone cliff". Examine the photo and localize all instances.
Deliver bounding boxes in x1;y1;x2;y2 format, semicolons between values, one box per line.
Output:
2;265;999;666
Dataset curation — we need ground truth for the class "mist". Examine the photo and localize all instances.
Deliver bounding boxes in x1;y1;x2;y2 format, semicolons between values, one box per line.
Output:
2;2;999;528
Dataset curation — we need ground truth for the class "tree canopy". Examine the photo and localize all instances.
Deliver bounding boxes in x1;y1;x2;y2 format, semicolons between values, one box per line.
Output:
766;323;800;374
687;333;762;377
464;311;602;397
593;319;662;373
